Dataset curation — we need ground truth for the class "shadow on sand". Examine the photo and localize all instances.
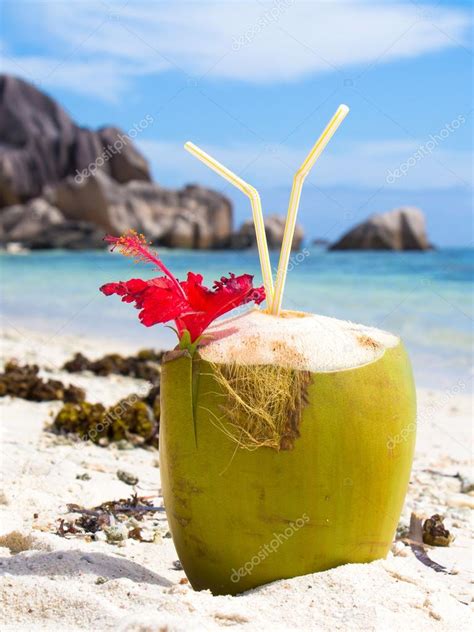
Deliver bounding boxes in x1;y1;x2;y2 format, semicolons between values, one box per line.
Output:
0;549;173;587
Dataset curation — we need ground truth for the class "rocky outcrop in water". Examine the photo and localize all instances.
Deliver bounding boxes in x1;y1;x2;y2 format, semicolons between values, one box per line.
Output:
0;75;233;249
48;174;232;249
0;75;152;207
0;198;104;250
329;207;431;251
231;213;304;250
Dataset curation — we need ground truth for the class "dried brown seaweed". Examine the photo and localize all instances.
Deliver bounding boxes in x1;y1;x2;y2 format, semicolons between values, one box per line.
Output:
0;360;85;403
56;494;164;541
422;514;454;547
62;349;163;382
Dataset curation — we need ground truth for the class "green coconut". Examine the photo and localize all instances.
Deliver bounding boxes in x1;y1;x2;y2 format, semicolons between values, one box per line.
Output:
159;309;416;595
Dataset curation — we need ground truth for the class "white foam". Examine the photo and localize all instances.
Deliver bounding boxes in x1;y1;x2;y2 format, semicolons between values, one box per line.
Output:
199;309;399;372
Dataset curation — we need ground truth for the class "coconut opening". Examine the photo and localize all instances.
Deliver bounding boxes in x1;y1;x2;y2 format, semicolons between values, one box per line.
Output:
199;308;399;373
198;309;399;451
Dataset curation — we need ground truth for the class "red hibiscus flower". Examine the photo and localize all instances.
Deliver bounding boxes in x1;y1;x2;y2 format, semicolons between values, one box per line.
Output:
99;231;265;345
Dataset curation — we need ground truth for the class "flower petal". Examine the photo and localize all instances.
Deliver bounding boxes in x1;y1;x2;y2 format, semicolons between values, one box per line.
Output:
184;272;265;318
99;233;265;344
100;277;189;326
178;272;265;338
100;279;149;306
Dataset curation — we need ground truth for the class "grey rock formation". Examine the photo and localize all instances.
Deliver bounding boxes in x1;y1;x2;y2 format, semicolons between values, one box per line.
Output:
97;126;151;184
330;207;431;251
0;75;151;206
49;175;232;249
231;213;304;250
312;238;330;247
0;75;234;249
0;199;62;240
0;198;103;249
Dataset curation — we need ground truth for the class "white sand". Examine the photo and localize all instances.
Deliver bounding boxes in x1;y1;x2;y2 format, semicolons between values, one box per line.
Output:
201;309;399;371
0;327;472;631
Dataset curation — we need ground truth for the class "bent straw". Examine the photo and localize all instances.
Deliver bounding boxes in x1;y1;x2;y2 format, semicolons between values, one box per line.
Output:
184;141;274;304
271;104;350;315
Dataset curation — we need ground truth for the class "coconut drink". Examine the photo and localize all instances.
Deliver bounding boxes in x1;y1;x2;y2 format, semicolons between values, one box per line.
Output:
159;310;415;595
100;105;416;596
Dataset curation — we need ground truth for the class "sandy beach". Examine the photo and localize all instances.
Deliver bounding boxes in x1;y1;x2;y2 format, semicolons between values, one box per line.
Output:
1;0;473;628
0;326;472;631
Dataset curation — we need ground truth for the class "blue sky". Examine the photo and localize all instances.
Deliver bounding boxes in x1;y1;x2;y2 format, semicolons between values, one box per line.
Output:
1;0;472;245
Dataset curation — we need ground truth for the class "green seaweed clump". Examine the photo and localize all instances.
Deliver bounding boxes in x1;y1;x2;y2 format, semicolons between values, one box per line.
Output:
0;360;85;403
54;401;106;440
52;395;159;448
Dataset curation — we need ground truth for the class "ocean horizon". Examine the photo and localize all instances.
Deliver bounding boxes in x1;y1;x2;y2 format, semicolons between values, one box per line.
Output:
1;246;472;391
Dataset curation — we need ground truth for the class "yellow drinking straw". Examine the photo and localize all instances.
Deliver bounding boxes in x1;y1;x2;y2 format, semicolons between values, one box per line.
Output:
184;141;274;304
271;104;350;315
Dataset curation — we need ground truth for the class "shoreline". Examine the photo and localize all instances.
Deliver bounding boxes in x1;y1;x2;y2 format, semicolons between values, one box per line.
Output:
0;325;472;630
2;318;471;394
2;245;472;393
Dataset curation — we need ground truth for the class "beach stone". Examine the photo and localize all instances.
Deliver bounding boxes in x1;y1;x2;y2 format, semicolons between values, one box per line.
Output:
104;524;129;543
330;207;431;251
231;213;304;250
116;469;139;486
76;473;91;481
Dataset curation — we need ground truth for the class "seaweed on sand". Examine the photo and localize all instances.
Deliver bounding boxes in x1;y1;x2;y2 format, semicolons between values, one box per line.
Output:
52;392;160;448
0;360;85;403
404;512;454;575
422;514;454;547
57;493;165;542
62;349;163;382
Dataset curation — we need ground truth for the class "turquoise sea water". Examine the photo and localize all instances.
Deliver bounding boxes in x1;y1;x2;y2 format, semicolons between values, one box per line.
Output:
1;247;472;390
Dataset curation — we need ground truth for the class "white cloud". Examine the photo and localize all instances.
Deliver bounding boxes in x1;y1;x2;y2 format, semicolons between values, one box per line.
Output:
138;136;472;191
0;54;154;102
4;0;471;99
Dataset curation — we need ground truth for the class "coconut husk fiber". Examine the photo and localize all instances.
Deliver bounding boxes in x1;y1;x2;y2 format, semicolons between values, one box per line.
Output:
207;361;312;451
